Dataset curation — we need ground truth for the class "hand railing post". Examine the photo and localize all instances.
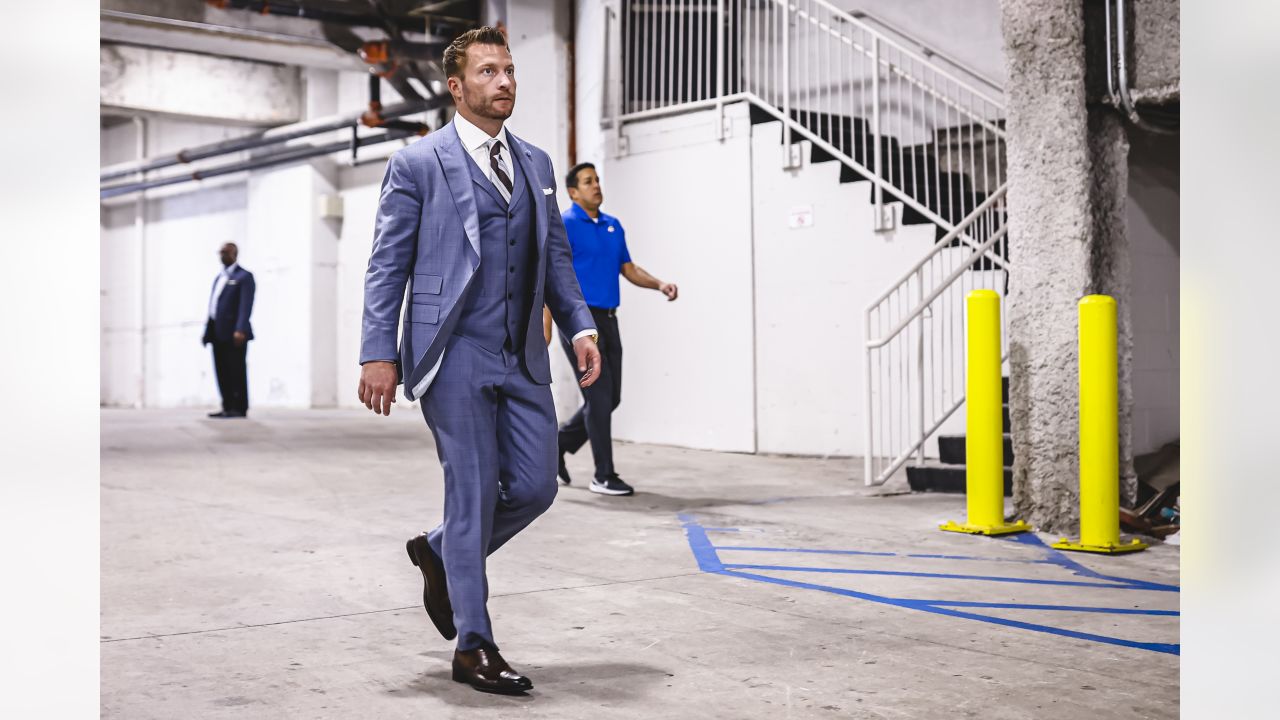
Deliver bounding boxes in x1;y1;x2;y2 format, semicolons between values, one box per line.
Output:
872;34;885;230
916;266;925;464
716;0;727;139
864;304;875;485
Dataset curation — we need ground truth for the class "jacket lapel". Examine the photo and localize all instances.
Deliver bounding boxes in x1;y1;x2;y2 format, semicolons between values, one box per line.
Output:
434;124;482;266
506;132;547;255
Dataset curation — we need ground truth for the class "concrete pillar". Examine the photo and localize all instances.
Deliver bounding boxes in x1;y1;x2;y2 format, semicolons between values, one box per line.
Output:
243;68;341;408
1001;0;1136;532
501;0;583;424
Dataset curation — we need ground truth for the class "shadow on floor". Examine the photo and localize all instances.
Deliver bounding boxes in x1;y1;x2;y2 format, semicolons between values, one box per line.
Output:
395;657;671;707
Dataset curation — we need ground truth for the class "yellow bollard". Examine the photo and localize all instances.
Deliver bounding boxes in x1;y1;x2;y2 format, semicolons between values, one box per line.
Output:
1053;295;1147;554
941;290;1030;536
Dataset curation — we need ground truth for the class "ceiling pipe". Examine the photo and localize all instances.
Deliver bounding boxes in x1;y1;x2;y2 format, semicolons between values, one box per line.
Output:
363;72;384;126
1104;0;1177;134
206;0;421;32
100;95;446;182
567;3;576;166
100;128;419;199
360;39;451;65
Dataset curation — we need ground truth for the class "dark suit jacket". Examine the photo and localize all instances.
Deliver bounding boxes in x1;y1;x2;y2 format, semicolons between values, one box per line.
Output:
204;265;255;344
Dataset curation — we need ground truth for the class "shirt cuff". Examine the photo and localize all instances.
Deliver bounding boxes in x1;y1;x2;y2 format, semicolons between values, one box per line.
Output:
571;328;598;343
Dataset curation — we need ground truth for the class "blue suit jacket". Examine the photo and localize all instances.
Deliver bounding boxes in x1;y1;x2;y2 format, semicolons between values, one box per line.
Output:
205;265;255;343
359;122;594;400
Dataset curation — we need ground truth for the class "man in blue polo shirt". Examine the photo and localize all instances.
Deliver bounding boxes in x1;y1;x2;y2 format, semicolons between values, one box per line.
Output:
556;162;678;496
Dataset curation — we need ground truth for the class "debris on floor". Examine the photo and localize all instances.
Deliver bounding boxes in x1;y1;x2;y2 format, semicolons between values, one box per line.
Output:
1123;441;1180;541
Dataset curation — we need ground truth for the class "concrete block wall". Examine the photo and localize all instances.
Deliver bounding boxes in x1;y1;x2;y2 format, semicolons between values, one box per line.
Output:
1127;128;1179;453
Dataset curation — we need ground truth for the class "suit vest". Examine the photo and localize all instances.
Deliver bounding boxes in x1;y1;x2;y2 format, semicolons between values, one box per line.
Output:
452;143;538;357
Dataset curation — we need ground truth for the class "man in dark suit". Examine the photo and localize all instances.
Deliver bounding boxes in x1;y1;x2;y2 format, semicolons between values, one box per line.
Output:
357;28;600;694
202;242;255;418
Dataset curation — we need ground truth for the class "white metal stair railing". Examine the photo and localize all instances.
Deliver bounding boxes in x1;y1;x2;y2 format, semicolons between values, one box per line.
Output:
612;0;1006;239
610;0;1010;485
862;189;1009;487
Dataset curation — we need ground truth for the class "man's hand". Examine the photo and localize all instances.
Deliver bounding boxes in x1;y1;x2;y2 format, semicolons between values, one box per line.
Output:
358;361;398;416
233;330;248;346
659;282;679;301
574;337;602;388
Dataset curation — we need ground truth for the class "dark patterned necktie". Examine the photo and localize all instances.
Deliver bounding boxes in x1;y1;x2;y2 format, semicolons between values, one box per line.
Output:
489;140;513;201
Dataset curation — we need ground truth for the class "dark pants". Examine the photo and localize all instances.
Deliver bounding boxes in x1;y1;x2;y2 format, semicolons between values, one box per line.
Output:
558;307;623;480
208;321;249;415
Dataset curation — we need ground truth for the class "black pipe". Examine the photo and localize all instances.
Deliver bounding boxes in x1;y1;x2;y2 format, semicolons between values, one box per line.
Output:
100;129;417;199
386;40;452;63
369;73;381;107
379;120;430;135
100;97;446;182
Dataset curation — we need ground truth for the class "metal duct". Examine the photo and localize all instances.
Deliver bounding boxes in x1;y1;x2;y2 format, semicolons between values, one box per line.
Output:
100;128;418;199
100;96;446;182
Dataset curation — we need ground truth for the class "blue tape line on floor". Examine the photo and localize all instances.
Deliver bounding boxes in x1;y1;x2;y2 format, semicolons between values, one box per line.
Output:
679;514;1180;656
718;563;1157;590
918;600;1179;616
716;546;899;558
999;532;1181;592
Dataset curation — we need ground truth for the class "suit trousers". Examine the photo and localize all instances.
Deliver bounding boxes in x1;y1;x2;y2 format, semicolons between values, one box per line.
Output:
210;331;249;414
557;308;623;480
422;334;559;651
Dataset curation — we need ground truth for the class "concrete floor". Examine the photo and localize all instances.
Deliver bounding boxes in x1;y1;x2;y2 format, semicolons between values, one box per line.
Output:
102;408;1179;719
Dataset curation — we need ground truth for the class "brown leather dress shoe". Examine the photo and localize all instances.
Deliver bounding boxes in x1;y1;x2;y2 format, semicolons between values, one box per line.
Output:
405;534;456;640
452;647;533;694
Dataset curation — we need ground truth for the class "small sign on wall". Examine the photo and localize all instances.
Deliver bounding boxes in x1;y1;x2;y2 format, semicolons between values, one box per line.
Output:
788;205;814;229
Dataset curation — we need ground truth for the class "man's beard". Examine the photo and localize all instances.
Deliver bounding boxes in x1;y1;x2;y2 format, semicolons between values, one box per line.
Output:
468;93;514;120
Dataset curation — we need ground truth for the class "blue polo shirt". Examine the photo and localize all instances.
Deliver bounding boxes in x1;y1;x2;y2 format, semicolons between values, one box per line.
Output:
562;202;631;309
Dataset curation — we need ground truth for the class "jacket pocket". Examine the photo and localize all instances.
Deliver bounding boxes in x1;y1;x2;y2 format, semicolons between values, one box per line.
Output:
410;303;440;324
413;273;444;296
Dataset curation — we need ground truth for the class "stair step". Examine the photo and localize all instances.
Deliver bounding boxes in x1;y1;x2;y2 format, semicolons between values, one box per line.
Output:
900;203;932;226
748;103;1006;259
906;462;1013;496
748;103;774;125
810;143;837;165
937;434;1015;466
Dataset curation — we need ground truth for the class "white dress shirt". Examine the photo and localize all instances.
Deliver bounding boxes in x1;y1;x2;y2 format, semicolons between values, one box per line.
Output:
209;262;238;319
453;110;513;195
410;115;597;400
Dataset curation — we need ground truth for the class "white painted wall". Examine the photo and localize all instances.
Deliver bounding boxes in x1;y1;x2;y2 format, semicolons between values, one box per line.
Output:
101;68;377;411
335;164;389;411
507;0;573;180
101;118;250;409
590;102;946;456
1127;129;1179;454
603;107;760;453
750;115;939;456
832;0;1007;91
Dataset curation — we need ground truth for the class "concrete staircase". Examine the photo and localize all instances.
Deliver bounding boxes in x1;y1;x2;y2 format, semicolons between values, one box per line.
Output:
906;376;1013;496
